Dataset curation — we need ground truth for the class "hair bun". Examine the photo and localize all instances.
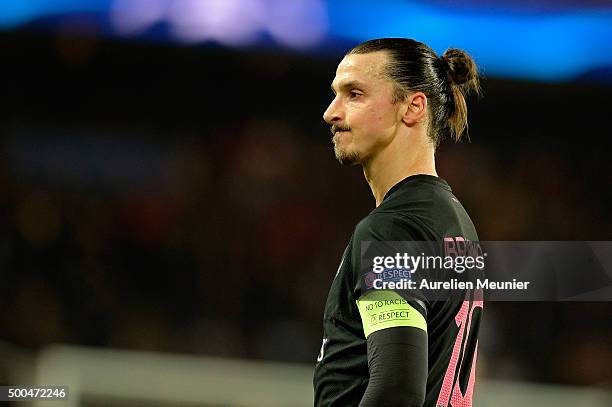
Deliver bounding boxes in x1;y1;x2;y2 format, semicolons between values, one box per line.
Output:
441;48;478;86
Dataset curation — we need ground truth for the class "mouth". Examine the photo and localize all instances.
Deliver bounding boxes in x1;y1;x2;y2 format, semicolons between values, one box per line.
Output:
332;129;350;141
331;126;350;137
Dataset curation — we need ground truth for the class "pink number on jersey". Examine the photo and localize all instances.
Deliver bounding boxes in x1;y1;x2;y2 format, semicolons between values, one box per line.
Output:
436;299;483;407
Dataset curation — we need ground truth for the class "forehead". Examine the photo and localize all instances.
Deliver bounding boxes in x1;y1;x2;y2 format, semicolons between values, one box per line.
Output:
331;51;390;89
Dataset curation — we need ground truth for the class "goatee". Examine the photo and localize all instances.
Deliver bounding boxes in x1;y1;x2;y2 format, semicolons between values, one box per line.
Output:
333;143;360;165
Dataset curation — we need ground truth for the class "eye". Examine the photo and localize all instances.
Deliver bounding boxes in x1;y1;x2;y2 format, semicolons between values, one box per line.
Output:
349;90;362;99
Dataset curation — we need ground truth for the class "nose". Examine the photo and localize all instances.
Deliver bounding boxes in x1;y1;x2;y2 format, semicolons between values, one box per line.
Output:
323;95;342;125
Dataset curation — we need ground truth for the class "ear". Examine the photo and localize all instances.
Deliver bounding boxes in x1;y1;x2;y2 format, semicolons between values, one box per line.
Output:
400;92;427;126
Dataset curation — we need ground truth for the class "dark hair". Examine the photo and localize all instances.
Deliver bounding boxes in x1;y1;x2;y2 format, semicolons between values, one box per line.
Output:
348;38;481;146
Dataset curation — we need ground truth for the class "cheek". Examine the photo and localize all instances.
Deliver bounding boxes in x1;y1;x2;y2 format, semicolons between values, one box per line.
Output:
363;104;393;133
372;100;396;122
348;101;395;141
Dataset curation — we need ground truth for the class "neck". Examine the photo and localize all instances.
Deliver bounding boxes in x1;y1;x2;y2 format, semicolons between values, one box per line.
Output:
363;139;437;207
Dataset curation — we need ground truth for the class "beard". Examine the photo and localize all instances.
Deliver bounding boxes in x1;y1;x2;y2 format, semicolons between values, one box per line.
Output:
333;134;360;165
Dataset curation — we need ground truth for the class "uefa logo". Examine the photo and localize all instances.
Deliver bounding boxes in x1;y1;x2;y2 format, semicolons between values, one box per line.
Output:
364;272;377;288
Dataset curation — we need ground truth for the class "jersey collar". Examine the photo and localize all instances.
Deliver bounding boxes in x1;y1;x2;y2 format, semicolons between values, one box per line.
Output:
383;174;451;202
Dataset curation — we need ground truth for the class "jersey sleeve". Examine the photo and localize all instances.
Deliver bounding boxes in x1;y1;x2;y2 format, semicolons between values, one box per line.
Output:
358;327;428;406
351;212;435;338
351;213;430;406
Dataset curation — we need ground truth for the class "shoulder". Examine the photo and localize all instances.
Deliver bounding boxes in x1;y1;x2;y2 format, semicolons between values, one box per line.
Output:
354;211;428;242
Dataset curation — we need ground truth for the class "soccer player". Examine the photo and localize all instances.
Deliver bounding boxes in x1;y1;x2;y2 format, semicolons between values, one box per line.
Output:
313;38;483;406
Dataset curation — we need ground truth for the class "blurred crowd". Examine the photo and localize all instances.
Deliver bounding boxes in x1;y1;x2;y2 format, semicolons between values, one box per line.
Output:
0;32;611;388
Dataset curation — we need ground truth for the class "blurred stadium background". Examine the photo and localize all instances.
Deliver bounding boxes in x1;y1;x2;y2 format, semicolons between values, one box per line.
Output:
1;0;611;406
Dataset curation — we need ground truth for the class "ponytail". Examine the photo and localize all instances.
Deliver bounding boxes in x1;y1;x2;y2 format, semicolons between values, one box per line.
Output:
440;48;481;141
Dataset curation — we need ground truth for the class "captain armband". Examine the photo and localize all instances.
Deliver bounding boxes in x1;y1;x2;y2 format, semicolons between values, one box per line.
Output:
356;290;427;338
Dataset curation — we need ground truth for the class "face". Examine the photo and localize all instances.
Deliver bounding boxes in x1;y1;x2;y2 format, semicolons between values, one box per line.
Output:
323;51;402;165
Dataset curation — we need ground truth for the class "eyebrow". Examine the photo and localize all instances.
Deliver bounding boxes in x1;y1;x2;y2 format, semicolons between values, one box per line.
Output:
331;80;366;94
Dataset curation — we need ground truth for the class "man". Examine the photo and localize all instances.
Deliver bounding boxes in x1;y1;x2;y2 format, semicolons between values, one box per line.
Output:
313;38;483;406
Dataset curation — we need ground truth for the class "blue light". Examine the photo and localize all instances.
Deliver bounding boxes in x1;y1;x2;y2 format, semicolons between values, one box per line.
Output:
326;0;612;81
0;0;110;28
0;0;611;82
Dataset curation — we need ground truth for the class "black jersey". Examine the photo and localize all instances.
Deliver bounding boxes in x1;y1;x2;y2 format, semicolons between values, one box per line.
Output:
314;174;483;407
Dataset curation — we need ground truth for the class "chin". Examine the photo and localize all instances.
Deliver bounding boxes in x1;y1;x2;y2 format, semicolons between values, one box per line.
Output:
334;147;361;165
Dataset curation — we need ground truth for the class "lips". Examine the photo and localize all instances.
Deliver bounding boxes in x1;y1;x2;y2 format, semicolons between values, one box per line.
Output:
331;126;350;136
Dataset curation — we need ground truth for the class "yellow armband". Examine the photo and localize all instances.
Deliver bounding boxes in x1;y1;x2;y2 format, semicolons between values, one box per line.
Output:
356;290;427;338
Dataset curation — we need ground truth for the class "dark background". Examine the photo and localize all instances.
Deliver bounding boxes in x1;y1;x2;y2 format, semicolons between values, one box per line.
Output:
1;30;611;387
